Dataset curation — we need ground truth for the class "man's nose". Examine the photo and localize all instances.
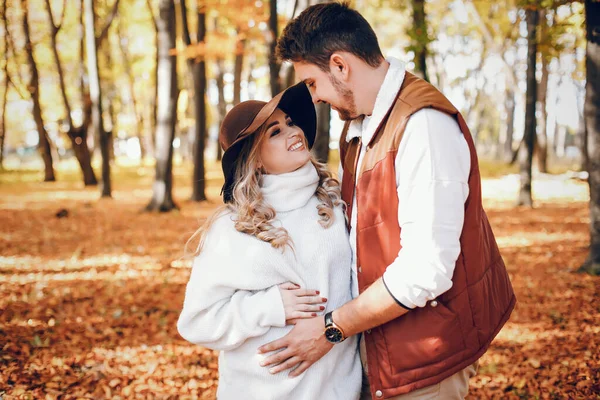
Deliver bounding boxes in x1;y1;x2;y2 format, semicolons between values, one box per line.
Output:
309;92;322;105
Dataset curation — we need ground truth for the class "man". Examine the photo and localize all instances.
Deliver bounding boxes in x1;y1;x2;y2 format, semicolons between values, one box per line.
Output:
257;3;516;399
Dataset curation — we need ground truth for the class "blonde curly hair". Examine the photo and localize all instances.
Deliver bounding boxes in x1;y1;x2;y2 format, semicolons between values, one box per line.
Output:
187;122;344;256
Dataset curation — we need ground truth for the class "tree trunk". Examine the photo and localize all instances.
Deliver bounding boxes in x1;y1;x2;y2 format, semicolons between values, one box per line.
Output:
102;43;117;162
46;0;97;185
146;0;178;212
145;0;158;153
68;126;97;184
579;0;600;275
313;103;330;163
1;0;8;170
84;0;111;196
517;8;538;207
410;0;429;82
0;83;5;169
269;0;280;96
233;32;246;105
536;26;549;173
579;112;588;172
118;21;146;161
22;0;56;182
215;55;226;161
281;62;295;90
193;8;207;201
180;0;207;201
504;86;516;162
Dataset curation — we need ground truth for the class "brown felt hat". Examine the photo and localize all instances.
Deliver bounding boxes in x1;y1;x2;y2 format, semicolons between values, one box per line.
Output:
219;82;316;203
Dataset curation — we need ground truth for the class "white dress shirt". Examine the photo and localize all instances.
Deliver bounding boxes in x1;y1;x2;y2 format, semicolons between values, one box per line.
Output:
341;58;471;308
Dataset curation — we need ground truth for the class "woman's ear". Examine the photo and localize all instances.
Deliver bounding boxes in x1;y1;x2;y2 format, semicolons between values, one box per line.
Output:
256;160;265;174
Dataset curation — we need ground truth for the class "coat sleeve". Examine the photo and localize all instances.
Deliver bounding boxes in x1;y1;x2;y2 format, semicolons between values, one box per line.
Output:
177;219;286;351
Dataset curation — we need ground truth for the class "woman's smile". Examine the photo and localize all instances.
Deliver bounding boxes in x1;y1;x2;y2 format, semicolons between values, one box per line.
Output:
288;140;305;152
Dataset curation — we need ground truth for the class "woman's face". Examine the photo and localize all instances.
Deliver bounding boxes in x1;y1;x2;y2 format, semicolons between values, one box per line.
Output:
258;108;311;174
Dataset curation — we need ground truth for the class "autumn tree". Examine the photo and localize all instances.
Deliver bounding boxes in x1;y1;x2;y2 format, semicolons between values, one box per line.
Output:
146;0;179;212
214;17;226;161
0;0;8;170
117;19;146;160
269;0;281;96
45;0;98;186
181;0;207;202
579;0;600;275
517;7;539;207
84;0;121;197
306;0;331;163
21;0;56;182
409;0;430;82
146;0;159;144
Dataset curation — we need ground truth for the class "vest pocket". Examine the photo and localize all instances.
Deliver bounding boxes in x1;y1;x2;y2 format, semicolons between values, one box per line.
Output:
380;300;467;375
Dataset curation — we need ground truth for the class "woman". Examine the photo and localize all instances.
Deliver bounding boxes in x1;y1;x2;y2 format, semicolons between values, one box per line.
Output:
177;82;361;400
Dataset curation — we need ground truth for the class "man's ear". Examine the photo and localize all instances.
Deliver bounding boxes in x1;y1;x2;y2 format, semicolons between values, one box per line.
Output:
329;53;349;81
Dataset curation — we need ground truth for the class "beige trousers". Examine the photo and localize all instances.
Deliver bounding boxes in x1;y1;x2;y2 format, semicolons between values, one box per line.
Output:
359;335;478;400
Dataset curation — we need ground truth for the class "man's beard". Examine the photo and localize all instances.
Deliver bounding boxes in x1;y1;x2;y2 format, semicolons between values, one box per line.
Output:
329;74;358;121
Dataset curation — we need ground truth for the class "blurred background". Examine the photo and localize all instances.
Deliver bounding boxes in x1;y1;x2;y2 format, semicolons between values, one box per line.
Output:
1;0;598;398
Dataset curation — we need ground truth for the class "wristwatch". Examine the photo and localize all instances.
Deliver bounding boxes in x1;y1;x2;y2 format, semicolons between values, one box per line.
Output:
324;311;346;343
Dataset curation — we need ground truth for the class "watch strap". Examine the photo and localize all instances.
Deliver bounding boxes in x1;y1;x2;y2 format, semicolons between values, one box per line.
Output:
324;311;334;327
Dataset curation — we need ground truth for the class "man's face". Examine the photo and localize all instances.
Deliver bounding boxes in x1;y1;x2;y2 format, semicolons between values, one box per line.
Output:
293;61;359;121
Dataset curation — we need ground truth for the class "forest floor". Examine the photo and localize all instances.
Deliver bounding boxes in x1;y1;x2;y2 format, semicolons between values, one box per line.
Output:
1;159;599;399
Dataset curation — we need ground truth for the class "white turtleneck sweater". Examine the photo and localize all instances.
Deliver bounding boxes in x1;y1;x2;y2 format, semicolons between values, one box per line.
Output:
177;162;362;400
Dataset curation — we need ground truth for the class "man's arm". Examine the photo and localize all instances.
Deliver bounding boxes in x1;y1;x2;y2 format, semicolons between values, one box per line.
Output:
331;278;408;337
259;109;470;375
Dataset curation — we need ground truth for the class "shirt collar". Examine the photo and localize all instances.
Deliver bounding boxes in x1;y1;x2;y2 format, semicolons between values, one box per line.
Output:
345;57;406;143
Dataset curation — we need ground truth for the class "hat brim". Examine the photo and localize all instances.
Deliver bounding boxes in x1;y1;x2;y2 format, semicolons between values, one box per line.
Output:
221;82;316;203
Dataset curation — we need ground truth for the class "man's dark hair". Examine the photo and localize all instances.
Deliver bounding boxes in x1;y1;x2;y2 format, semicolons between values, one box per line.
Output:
276;2;384;72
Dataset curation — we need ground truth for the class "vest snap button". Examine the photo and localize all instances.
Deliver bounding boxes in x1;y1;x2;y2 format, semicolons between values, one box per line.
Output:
358;266;362;273
430;300;438;308
366;329;371;334
375;390;383;398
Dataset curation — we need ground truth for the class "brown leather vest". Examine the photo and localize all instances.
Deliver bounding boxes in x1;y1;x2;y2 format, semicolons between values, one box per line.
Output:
340;73;516;398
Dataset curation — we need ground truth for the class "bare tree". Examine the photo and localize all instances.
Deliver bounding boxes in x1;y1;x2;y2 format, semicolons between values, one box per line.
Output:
504;85;516;162
536;9;550;173
146;0;179;212
517;8;539;207
84;0;120;197
269;0;281;96
146;0;159;145
180;0;207;202
312;103;331;163
21;0;55;182
45;0;97;185
214;17;226;161
579;0;600;275
0;0;9;170
409;0;429;82
117;21;146;161
307;0;330;162
233;30;246;105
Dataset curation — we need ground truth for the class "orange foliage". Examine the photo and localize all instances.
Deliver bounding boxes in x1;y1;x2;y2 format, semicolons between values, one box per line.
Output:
0;173;598;399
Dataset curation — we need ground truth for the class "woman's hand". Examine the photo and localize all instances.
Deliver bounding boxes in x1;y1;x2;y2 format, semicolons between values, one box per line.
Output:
278;282;327;324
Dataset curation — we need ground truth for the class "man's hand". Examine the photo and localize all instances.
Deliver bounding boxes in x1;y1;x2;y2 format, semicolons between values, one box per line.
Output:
257;316;333;377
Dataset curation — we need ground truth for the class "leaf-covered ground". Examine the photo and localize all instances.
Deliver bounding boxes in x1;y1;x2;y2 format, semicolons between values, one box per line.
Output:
1;165;598;399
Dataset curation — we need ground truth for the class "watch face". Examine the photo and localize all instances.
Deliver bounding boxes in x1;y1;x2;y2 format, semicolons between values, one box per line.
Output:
325;327;344;343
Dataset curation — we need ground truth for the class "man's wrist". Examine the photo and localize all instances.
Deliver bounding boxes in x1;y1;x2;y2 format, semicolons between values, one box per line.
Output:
324;310;347;343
